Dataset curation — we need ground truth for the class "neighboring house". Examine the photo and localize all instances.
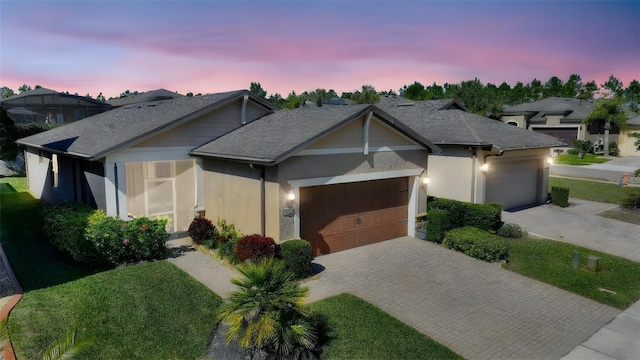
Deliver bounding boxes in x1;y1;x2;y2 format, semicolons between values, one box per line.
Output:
0;87;112;124
107;89;184;108
619;114;640;156
17;90;277;233
378;96;565;211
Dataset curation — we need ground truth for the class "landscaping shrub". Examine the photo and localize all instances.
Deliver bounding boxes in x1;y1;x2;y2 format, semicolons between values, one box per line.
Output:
41;202;93;262
443;226;509;262
567;148;580;155
218;237;240;264
124;217;169;262
42;203;169;268
280;239;312;279
216;219;241;243
622;188;640;209
573;139;593;154
609;141;620;156
235;234;279;262
634;168;640;177
550;186;570;207
426;209;453;243
497;223;527;239
427;196;502;232
86;210;127;266
188;216;218;245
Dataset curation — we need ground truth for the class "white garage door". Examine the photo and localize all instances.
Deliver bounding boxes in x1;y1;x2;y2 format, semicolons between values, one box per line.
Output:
485;160;541;210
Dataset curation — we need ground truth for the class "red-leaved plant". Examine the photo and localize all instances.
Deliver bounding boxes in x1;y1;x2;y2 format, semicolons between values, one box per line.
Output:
235;234;280;262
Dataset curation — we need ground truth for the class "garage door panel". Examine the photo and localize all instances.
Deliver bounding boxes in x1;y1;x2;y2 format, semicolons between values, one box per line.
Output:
485;160;540;210
300;178;409;255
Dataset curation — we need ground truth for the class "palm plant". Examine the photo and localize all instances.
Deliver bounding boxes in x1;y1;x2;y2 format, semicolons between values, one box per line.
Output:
217;257;317;356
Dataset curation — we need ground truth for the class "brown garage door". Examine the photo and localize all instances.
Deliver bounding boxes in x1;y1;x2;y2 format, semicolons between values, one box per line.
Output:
485;160;541;210
533;127;577;145
300;178;408;256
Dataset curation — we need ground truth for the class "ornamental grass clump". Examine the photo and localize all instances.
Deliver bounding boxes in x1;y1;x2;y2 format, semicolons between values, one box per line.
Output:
217;257;318;357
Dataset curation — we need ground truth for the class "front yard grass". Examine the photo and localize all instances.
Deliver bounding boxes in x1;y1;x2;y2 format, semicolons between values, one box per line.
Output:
556;153;609;166
310;293;463;360
1;177;222;359
598;207;640;225
548;177;630;204
502;237;640;310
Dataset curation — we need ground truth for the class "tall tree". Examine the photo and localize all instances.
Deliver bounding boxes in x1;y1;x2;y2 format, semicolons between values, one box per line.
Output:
527;79;543;101
444;78;504;117
249;82;267;99
400;81;427;100
96;92;106;102
600;74;623;98
577;80;598;100
351;85;380;104
18;84;32;93
583;97;627;156
0;86;15;98
622;79;640;112
542;76;564;98
562;74;583;98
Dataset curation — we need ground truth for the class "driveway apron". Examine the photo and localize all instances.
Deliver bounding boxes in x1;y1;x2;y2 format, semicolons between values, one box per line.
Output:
305;237;620;360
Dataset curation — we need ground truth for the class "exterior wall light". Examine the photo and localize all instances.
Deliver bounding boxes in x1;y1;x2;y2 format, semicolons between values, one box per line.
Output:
283;189;296;217
547;157;553;165
422;177;430;185
287;191;296;202
480;163;489;173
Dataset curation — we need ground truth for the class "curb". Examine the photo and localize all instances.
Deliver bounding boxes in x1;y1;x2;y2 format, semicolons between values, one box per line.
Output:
0;243;23;360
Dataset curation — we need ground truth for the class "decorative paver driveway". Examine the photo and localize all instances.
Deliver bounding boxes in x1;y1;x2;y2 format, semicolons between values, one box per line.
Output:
305;237;620;360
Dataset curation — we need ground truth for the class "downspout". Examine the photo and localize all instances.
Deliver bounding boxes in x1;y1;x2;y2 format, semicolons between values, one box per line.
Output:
241;94;249;125
470;148;477;203
362;111;373;155
250;164;266;236
114;163;120;217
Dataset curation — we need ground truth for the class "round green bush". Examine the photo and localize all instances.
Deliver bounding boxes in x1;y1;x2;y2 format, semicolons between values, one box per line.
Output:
497;223;527;239
280;239;312;279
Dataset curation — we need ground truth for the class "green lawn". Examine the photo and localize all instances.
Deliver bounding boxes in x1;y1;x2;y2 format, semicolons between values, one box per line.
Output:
549;177;633;204
556;153;609;165
0;177;223;359
599;208;640;225
502;238;640;310
311;293;463;360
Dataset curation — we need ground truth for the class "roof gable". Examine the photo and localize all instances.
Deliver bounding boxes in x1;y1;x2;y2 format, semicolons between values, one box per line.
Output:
191;105;441;165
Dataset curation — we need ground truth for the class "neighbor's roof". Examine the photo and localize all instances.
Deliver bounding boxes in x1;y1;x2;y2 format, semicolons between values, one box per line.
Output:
0;87;111;108
191;105;442;165
380;99;566;151
107;89;184;107
17;90;277;160
627;114;640;126
502;97;596;123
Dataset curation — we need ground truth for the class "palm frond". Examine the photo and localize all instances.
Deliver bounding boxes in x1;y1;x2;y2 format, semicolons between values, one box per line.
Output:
41;331;95;360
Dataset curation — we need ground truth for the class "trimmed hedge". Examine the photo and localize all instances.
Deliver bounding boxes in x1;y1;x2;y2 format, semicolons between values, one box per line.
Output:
550;186;569;207
42;203;169;268
425;197;503;243
280;239;313;279
443;226;509;263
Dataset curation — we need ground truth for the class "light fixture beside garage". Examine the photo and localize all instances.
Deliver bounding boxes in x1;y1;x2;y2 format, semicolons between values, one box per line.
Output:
283;189;296;217
480;163;489;173
287;190;296;202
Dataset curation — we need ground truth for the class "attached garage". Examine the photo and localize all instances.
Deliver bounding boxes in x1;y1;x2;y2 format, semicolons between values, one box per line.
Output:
300;178;409;255
484;159;542;210
532;127;578;145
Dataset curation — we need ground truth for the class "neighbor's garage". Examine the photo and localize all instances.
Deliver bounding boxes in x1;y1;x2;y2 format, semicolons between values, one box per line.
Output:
484;159;542;210
532;127;578;145
300;177;408;256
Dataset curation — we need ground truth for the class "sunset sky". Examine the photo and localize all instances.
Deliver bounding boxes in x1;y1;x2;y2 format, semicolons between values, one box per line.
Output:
1;1;638;99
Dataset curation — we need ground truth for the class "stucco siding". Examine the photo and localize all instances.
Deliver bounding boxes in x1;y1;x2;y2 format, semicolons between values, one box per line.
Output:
619;128;640;156
133;100;269;148
427;155;474;202
305;116;416;150
500;115;527;128
24;148;51;200
545;115;563;126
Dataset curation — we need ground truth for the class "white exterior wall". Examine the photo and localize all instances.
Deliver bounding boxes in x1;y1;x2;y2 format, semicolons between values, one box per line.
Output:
24;148;51;200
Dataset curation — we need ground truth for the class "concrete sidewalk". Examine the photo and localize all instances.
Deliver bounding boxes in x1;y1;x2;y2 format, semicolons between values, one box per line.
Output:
550;156;640;182
561;301;640;360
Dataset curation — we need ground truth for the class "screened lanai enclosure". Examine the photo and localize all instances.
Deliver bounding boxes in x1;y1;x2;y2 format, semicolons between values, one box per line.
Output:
126;159;198;232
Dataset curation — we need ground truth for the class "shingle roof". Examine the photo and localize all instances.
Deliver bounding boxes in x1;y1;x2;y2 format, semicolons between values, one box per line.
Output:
17;90;274;159
380;99;565;150
502;97;596;123
107;89;184;107
627;114;640;126
0;87;110;109
191;105;442;164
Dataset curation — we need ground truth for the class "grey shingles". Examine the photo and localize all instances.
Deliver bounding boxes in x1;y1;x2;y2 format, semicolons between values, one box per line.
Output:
17;90;260;159
380;99;565;150
502;97;597;123
191;105;441;164
107;89;184;107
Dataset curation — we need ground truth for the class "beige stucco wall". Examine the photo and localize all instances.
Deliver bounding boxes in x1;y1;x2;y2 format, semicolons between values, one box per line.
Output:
202;160;280;239
619;128;640;156
427;147;475;202
545;115;563;126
